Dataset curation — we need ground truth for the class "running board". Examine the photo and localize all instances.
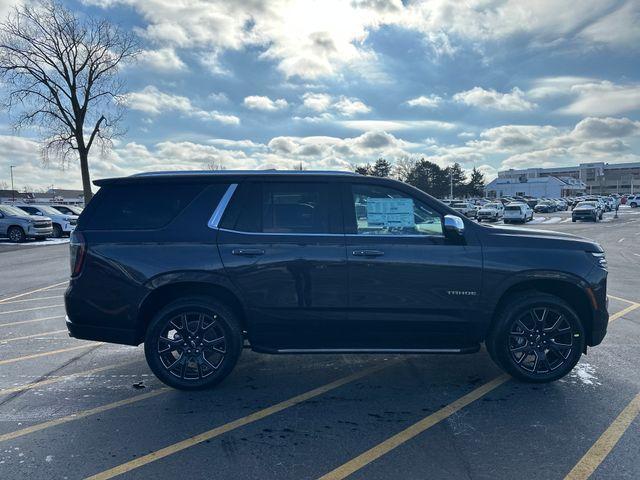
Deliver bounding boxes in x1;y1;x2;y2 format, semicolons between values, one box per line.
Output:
254;345;480;354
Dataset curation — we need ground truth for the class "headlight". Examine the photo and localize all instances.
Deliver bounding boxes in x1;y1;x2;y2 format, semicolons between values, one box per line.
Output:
589;252;607;269
64;216;71;221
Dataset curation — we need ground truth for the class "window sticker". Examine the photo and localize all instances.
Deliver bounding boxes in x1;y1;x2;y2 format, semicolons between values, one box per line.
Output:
366;197;415;228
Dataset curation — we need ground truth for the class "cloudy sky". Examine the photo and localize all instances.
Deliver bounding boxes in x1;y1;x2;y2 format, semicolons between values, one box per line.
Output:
1;0;639;191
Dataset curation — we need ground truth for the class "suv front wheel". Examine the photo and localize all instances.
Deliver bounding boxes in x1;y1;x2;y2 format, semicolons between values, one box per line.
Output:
486;292;585;383
144;297;243;390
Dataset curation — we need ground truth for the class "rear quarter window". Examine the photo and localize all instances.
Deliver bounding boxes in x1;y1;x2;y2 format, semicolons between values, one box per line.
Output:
82;183;208;230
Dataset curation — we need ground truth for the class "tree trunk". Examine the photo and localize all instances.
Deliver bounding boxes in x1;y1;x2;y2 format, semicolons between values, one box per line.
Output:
78;148;93;203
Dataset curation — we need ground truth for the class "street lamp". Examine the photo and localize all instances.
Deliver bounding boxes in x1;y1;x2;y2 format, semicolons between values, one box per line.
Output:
9;165;16;202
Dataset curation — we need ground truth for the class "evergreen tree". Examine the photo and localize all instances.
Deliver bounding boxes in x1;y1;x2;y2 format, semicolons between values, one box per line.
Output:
370;158;392;177
465;167;486;197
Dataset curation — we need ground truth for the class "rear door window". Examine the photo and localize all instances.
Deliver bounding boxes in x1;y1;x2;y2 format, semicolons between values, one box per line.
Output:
83;183;206;230
220;181;340;234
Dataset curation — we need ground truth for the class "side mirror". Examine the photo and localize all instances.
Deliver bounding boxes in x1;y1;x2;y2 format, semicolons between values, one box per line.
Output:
444;214;465;235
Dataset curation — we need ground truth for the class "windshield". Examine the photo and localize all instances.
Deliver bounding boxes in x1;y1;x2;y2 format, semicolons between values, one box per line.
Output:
0;205;27;216
453;203;468;208
36;205;65;216
505;206;521;211
576;202;597;208
484;203;501;208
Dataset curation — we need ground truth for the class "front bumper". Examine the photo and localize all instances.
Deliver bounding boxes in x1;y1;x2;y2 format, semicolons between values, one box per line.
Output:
27;225;53;237
573;211;597;220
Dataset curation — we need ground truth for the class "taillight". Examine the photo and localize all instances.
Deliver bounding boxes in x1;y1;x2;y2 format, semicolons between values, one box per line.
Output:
70;230;86;277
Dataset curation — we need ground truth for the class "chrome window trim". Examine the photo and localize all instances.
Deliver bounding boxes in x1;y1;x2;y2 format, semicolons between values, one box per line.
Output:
207;183;238;229
215;227;444;239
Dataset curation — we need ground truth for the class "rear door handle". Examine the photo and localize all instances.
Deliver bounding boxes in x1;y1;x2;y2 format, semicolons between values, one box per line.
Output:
352;249;384;257
231;248;265;256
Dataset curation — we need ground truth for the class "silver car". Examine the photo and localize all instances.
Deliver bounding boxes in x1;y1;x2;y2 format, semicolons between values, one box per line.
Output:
15;204;78;238
0;204;53;242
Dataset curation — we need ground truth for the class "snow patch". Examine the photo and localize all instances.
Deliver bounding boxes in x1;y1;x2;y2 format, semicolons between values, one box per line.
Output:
570;362;601;386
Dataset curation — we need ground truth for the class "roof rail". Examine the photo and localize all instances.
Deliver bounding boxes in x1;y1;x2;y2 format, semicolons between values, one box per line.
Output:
131;170;359;177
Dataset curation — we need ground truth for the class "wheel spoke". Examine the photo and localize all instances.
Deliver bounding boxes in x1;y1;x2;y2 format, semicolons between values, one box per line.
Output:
510;343;530;353
517;319;534;333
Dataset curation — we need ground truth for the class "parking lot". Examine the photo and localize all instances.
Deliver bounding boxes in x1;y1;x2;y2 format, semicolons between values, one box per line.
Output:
0;208;638;479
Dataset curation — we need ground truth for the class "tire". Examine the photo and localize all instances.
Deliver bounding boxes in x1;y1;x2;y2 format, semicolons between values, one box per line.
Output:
486;292;585;383
52;224;63;238
144;296;243;390
8;226;26;243
631;202;638;208
572;218;576;222
599;213;603;220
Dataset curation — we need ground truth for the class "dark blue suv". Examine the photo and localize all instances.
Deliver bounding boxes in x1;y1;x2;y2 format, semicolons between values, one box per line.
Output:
65;171;608;390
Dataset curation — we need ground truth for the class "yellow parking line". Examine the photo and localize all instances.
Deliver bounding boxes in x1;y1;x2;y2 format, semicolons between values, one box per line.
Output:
564;392;640;480
86;361;394;480
607;294;639;305
609;303;640;323
0;304;64;315
0;343;102;366
0;281;68;304
317;374;510;480
0;295;61;305
0;329;67;343
0;315;65;328
0;359;141;396
0;388;169;443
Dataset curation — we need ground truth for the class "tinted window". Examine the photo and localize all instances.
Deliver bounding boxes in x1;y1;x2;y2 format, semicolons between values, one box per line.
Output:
350;184;442;236
262;183;330;233
220;181;336;234
84;183;206;230
18;206;38;215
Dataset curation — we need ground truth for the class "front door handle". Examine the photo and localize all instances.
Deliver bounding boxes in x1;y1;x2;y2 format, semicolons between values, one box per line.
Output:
231;248;265;256
352;249;384;257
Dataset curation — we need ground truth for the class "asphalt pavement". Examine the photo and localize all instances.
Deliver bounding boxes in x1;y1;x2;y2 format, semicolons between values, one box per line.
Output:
0;208;638;479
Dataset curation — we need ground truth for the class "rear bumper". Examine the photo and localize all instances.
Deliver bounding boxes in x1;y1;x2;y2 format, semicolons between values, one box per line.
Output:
66;316;139;346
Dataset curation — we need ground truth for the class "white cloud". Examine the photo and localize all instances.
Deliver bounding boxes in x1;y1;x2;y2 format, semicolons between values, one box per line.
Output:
453;87;535;111
243;95;289;111
301;92;333;112
84;0;638;82
301;92;371;116
578;1;640;47
570;117;640;139
558;81;640;116
406;95;442;109
138;48;187;72
340;119;456;132
333;96;371;116
125;86;239;125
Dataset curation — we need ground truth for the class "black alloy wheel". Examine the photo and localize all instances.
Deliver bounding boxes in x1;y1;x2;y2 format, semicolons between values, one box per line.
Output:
8;226;25;243
145;297;242;390
487;292;584;383
508;307;573;375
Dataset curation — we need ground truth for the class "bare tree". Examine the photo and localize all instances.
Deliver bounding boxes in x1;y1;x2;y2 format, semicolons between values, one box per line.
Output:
0;0;138;201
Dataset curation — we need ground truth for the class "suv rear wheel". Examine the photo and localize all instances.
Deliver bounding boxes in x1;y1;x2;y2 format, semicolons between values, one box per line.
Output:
144;297;243;390
486;292;584;383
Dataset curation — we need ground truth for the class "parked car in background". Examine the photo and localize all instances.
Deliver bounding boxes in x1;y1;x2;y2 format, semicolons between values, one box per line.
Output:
572;201;603;222
65;170;608;390
452;201;478;218
51;204;84;216
504;202;534;224
0;204;53;242
534;201;557;213
477;202;504;222
626;195;640;208
554;199;568;211
15;204;78;238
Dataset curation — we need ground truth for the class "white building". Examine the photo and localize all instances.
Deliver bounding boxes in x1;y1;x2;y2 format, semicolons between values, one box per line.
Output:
498;161;640;195
485;176;586;198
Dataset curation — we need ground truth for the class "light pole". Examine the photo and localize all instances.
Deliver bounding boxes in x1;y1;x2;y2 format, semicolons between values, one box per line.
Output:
10;165;16;202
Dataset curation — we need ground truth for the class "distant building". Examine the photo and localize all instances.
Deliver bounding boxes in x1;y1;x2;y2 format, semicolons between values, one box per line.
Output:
498;161;640;195
485;176;586;198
